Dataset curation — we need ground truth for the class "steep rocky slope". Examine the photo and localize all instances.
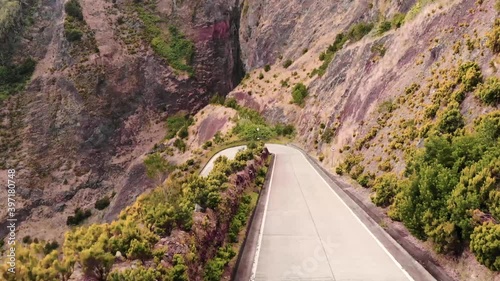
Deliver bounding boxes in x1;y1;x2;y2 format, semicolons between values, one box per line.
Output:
1;0;499;280
220;0;500;279
0;0;243;241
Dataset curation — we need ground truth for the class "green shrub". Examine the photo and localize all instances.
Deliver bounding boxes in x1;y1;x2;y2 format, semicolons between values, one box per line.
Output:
470;223;500;271
258;72;264;79
391;13;406;28
0;57;36;99
377;20;391;34
177;126;189;139
349;164;364;180
144;153;171;178
458;61;482;91
437;108;464;134
22;236;32;244
378;159;393;172
291;83;308;105
108;266;162;281
202;141;213;149
357;173;373;188
151;26;194;74
233;121;276;141
346;22;374;41
43;241;60;255
321;127;334;143
95;196;110;210
283;59;293;68
168;254;189;281
204;245;236;281
166;114;192;139
475;77;500;105
264;64;271;72
64;0;83;21
274;123;295;136
487;19;500;54
224;97;239;109
66;208;92;226
424;104;439;119
65;28;83;41
210;94;225;105
173;138;186;152
371;174;398;207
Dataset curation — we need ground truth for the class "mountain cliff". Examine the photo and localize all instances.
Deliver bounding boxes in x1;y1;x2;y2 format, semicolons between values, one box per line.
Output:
0;0;499;280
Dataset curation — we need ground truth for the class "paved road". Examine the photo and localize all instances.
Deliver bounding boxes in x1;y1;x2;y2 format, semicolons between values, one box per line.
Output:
200;145;247;177
249;144;435;281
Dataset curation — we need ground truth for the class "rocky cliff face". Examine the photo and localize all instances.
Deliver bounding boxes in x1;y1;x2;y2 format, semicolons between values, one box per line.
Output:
226;0;500;279
0;0;243;241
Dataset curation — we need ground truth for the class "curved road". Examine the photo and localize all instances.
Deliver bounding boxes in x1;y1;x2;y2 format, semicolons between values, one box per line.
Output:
202;144;435;281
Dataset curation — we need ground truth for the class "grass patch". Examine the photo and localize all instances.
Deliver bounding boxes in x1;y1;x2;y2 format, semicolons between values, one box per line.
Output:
135;6;195;75
165;113;193;139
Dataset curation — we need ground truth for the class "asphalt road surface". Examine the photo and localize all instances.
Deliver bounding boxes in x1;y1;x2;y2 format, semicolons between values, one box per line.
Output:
202;144;435;281
251;144;435;281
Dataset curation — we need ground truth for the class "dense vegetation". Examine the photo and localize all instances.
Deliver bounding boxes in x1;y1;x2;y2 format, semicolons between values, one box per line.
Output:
0;57;36;100
135;5;194;74
1;143;269;280
0;0;21;39
64;0;84;42
338;58;500;270
232;106;295;141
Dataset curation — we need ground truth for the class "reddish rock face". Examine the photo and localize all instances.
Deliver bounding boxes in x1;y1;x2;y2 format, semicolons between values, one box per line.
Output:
0;0;244;240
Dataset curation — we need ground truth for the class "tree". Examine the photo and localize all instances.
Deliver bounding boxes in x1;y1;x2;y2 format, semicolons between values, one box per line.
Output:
470;223;500;271
108;267;160;281
127;239;152;263
437;108;464;134
371;173;398;207
475;77;500;105
291;83;308;105
80;245;114;281
169;254;189;281
64;0;84;21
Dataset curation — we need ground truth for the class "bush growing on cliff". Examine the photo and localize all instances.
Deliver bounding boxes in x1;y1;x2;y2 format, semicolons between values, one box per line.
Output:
314;21;373;76
166;114;193;139
487;19;500;54
475;77;500;105
66;208;92;226
151;26;195;74
291;83;308;105
283;59;293;68
65;28;83;41
0;58;36;99
95;196;110;210
437;108;464;134
458;61;482;91
144;153;172;179
64;0;83;21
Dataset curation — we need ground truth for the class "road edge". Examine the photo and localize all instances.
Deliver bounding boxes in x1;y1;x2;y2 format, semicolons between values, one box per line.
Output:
232;153;276;281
